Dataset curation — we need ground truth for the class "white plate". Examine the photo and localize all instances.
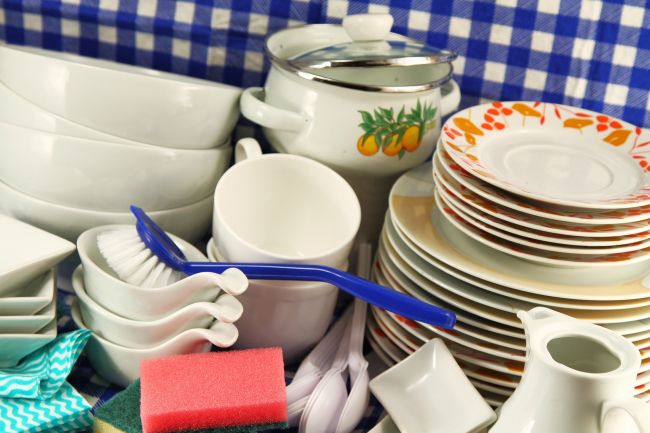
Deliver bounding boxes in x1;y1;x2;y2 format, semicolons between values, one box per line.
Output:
0;319;57;368
0;215;74;295
435;188;650;268
442;102;650;209
385;217;650;327
435;164;650;252
436;148;650;224
369;338;496;433
0;269;55;315
389;163;650;300
0;298;55;334
373;253;524;339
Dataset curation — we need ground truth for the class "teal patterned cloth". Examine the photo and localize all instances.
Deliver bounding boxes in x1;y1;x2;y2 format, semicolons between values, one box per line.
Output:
0;330;93;433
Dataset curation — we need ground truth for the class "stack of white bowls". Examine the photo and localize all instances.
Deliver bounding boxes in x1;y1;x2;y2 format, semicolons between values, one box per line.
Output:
69;226;249;387
0;43;242;242
0;216;76;367
369;102;650;407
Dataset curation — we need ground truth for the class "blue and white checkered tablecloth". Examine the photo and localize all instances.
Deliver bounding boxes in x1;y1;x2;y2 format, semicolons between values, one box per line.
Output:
1;0;648;126
3;1;649;431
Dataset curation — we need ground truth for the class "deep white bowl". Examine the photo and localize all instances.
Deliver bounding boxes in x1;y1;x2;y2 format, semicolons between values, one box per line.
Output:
77;225;248;320
0;43;241;149
0;181;213;242
0;121;232;211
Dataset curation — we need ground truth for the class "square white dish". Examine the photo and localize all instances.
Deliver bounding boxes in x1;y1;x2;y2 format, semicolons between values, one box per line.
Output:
369;338;496;433
0;319;57;367
0;297;56;334
0;269;55;315
0;215;75;295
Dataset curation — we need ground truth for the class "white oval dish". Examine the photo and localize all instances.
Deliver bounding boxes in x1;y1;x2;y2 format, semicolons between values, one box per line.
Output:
71;300;239;387
0;43;241;149
72;265;243;348
0;121;231;212
442;102;650;209
0;269;55;315
77;225;248;320
0;182;214;242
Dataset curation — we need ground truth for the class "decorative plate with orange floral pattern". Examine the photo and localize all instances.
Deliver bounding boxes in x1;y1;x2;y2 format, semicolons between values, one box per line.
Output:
441;102;650;209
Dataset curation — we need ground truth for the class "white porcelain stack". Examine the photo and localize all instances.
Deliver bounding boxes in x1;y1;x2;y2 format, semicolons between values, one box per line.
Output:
369;102;650;407
0;43;242;242
69;225;249;387
0;216;76;367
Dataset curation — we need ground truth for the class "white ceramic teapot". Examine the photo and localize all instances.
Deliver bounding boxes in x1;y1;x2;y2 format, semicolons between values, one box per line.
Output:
490;307;650;433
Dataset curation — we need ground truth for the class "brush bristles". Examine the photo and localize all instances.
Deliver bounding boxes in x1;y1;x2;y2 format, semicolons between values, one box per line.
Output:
97;228;184;288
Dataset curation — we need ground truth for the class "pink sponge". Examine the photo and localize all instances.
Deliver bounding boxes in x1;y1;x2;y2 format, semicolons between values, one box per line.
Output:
140;348;287;433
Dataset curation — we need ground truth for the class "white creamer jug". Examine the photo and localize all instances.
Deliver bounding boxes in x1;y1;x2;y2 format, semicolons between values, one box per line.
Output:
490;307;650;433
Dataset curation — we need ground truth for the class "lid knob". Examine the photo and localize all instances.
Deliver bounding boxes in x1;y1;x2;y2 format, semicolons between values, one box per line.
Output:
342;13;394;42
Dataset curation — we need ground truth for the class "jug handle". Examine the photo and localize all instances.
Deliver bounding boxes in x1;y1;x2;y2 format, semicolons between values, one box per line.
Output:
601;398;650;433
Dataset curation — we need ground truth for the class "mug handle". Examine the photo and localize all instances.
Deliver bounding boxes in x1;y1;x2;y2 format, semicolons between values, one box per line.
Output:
240;87;310;133
440;79;461;117
234;138;263;163
601;397;650;433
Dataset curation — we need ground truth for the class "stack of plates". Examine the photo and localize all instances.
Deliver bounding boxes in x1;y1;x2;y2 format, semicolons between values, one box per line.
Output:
370;102;650;407
0;215;75;366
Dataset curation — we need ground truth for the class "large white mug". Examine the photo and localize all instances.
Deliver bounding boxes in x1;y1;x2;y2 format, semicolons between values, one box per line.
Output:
213;138;361;267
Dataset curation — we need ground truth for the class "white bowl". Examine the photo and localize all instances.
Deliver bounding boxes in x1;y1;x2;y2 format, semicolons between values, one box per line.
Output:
77;226;248;320
0;215;75;295
0;121;232;211
0;182;213;242
0;80;137;144
0;43;242;149
71;300;238;387
72;265;243;348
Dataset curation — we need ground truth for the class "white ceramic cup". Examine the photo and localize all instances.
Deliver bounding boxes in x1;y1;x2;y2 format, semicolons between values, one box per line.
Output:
213;138;361;267
207;239;341;363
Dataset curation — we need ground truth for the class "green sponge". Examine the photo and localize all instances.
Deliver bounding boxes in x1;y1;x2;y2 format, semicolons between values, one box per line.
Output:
93;380;286;433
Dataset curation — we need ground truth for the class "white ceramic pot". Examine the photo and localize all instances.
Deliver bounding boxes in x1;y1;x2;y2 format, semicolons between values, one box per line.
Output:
240;14;460;176
77;225;248;320
207;238;340;363
0;43;241;149
0;121;232;211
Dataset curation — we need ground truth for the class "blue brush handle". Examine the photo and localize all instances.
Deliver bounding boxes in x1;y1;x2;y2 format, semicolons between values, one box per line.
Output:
182;261;456;329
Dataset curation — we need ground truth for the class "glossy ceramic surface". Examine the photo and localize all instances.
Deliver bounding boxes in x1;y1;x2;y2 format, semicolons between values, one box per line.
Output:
442;102;650;209
0;269;55;315
73;265;243;349
71;301;239;387
78;226;248;320
213;138;360;267
0;320;56;368
0;298;55;334
0;182;213;242
389;163;650;299
370;338;496;433
0;215;75;295
0;121;231;211
0;43;241;149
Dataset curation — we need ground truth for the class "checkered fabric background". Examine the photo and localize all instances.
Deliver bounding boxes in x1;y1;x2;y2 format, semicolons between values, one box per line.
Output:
1;0;649;431
0;0;648;126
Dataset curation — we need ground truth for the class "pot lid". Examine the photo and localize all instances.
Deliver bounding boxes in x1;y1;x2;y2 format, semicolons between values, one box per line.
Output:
266;14;457;93
289;14;457;69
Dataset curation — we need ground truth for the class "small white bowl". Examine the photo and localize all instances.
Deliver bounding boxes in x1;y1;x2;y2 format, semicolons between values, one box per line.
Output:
72;265;243;348
0;43;242;149
71;300;238;387
78;226;248;320
0;182;213;242
0;121;232;211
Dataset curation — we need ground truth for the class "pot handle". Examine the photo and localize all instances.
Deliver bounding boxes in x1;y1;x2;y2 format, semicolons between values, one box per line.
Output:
440;79;461;117
240;87;310;133
601;398;650;433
